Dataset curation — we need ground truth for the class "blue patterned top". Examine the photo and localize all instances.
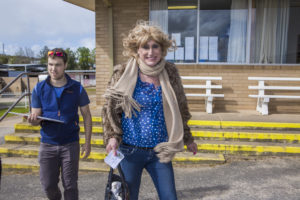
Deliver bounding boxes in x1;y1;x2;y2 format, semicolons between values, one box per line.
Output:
121;76;168;148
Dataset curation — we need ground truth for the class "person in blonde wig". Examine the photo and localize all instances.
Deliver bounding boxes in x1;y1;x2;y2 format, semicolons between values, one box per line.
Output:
102;21;197;200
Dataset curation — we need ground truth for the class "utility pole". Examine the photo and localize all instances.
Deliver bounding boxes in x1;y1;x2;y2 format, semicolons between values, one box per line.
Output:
2;43;4;55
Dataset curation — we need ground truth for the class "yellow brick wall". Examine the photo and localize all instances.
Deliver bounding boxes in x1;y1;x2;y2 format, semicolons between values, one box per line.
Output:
95;1;111;106
95;0;148;106
1;77;38;94
1;77;22;93
113;0;149;65
95;1;300;114
178;64;300;114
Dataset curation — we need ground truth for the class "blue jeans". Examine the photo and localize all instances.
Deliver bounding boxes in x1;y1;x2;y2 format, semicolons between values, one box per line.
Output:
119;144;177;200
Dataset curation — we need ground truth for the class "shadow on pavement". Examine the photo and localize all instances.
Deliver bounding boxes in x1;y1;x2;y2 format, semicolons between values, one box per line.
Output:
177;185;230;199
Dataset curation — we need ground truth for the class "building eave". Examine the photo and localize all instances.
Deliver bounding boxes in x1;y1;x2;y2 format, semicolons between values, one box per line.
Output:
63;0;95;11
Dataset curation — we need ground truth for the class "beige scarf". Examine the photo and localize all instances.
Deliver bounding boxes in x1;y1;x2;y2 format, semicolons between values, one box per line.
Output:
104;57;184;163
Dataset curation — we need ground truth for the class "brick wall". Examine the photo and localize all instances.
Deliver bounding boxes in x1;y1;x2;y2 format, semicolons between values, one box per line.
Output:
95;0;148;106
1;77;22;93
113;0;149;65
1;77;38;94
95;1;300;114
178;64;300;114
95;1;111;106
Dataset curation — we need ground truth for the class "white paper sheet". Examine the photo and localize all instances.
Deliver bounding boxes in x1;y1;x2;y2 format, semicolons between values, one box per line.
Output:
185;37;194;60
209;36;218;61
172;33;181;46
199;36;209;60
175;47;184;60
104;150;124;169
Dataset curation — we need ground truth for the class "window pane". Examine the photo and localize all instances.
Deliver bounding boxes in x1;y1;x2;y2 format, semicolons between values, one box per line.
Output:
251;0;300;64
166;0;198;63
199;0;231;63
287;0;300;64
199;0;248;63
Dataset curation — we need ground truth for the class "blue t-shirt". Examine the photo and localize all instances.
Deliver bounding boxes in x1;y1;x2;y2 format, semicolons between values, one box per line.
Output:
121;76;168;148
54;86;64;98
31;84;89;108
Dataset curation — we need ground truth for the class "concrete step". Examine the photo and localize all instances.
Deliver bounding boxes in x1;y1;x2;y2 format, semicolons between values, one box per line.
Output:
4;132;105;147
3;135;300;160
79;117;300;130
0;143;225;165
191;130;300;143
10;128;300;144
79;116;102;123
15;120;300;136
1;157;110;172
195;140;300;155
14;123;103;134
0;143;107;161
188;120;300;130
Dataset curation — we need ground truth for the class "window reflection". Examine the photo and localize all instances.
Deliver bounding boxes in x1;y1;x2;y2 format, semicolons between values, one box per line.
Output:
168;9;197;63
149;0;300;64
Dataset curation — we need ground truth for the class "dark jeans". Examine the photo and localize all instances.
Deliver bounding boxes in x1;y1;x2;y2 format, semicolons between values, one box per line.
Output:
119;144;177;200
39;141;80;200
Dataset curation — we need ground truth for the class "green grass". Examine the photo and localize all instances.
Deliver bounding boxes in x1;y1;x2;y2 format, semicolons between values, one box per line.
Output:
0;107;29;118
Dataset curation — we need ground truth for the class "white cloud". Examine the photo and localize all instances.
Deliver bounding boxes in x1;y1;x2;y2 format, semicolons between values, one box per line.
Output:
3;44;20;56
0;0;95;56
79;38;96;50
31;44;42;57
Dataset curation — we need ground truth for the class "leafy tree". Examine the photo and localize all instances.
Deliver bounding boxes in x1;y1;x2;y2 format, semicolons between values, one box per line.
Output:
90;48;96;68
8;56;16;64
65;48;78;70
24;47;34;58
0;55;9;64
9;54;31;64
39;46;50;65
76;47;93;70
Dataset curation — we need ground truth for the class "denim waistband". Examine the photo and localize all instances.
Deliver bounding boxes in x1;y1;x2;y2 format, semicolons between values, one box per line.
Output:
121;142;154;150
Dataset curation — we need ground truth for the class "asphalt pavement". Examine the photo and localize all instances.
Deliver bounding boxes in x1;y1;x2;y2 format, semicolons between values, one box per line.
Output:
1;111;300;199
1;156;300;200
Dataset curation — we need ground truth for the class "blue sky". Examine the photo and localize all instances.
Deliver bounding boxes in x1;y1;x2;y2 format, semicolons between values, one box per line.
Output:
0;0;95;57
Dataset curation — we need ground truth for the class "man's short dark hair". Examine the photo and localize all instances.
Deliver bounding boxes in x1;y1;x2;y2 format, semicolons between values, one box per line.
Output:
48;48;68;64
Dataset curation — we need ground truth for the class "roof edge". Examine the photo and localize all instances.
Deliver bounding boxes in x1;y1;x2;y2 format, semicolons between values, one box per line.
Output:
63;0;95;11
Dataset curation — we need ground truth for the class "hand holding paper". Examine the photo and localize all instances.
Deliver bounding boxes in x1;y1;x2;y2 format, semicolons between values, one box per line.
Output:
104;150;124;169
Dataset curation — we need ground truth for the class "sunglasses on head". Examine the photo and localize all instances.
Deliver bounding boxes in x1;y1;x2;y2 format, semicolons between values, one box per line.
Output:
48;51;64;57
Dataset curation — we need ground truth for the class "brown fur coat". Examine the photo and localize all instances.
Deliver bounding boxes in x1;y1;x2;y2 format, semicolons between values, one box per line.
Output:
101;61;194;146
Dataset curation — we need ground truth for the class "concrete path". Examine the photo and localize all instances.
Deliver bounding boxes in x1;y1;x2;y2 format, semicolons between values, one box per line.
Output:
0;116;22;144
190;111;300;123
1;156;300;200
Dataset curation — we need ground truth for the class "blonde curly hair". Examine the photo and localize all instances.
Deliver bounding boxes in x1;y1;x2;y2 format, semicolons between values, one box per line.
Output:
123;20;175;58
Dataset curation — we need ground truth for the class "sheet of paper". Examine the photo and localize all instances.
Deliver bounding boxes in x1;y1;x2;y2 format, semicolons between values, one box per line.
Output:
209;36;218;61
172;33;181;46
199;36;209;60
104;150;124;169
175;47;184;60
9;112;64;123
185;37;194;60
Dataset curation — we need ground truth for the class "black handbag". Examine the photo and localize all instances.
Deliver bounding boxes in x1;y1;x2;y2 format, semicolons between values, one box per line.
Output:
105;165;129;200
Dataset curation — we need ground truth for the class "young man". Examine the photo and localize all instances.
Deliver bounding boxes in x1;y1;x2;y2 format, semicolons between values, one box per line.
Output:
28;48;92;200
